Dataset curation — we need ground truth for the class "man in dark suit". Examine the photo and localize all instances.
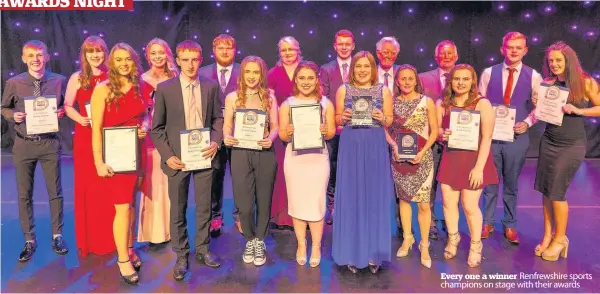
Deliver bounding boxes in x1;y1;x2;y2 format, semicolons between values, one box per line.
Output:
151;40;223;281
418;40;458;240
319;29;355;225
198;34;241;236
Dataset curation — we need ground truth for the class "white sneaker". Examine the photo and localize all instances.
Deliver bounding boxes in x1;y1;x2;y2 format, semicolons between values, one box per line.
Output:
254;239;267;266
243;239;255;263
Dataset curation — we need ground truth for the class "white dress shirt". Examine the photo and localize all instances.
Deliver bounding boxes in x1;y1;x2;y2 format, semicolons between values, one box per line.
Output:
337;57;351;82
216;63;234;88
377;65;394;94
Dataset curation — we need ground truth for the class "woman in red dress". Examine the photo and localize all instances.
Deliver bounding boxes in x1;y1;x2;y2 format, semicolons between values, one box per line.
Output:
436;64;498;268
90;43;148;284
137;38;178;249
64;36;113;258
267;36;302;229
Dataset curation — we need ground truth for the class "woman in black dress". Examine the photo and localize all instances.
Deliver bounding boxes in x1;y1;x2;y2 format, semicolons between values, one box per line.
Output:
534;41;600;262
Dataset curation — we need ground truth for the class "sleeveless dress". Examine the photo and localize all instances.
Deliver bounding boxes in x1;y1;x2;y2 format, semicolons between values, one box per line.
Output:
389;95;434;202
436;98;499;190
284;96;330;221
535;80;588;201
97;85;147;205
137;83;171;243
73;72;115;257
332;83;394;269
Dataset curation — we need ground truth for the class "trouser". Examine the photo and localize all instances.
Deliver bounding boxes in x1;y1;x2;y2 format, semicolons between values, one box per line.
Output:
13;135;64;241
230;147;278;241
211;146;240;222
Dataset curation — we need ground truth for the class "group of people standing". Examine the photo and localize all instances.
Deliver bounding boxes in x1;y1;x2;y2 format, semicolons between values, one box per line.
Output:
2;28;599;284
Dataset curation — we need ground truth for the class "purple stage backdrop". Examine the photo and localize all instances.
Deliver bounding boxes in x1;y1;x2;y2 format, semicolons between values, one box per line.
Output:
1;1;599;156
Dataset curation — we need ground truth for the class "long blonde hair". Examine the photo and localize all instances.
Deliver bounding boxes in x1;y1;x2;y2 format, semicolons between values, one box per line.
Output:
79;36;108;90
106;43;143;106
145;38;179;78
236;56;271;112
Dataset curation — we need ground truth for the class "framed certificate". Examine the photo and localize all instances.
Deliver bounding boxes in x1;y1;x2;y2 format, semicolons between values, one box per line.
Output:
448;109;481;151
492;104;516;142
534;83;569;126
103;126;138;173
234;109;266;150
180;128;211;171
351;96;373;126
396;131;418;160
290;103;324;151
24;95;59;135
85;101;92;127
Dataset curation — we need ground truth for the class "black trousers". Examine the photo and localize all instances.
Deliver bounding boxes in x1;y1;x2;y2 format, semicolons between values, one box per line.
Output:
230;147;277;241
13;136;64;241
211;146;240;222
168;167;213;257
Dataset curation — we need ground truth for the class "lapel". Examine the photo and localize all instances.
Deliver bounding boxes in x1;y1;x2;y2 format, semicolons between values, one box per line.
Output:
199;77;209;124
434;68;443;95
210;63;219;81
171;77;186;128
333;60;344;85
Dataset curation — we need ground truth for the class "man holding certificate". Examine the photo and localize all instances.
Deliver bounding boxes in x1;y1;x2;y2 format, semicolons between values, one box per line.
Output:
478;32;543;244
1;40;68;262
151;40;223;281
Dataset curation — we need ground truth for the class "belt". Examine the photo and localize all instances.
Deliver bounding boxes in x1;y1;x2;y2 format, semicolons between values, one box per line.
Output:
16;132;58;141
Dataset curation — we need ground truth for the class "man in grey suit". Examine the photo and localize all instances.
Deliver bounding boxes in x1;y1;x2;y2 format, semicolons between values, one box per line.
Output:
376;36;401;97
198;34;242;236
151;40;223;281
418;40;458;240
319;29;355;225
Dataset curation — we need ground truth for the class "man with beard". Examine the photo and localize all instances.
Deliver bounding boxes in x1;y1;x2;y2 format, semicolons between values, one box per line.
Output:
319;29;355;225
198;34;242;236
418;40;459;240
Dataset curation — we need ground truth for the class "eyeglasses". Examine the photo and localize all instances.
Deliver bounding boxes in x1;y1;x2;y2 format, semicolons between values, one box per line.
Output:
379;50;398;57
280;48;298;53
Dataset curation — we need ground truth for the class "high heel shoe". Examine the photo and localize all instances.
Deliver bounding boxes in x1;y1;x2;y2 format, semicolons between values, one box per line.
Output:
542;236;569;262
534;234;554;257
129;247;142;271
418;241;432;269
396;234;415;258
347;265;358;274
467;240;483;268
368;263;380;274
296;240;307;266
117;259;139;285
309;244;321;268
444;232;461;260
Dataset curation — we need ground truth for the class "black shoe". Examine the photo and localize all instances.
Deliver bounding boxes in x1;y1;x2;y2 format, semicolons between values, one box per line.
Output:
196;251;221;268
369;264;380;274
347;265;358;274
429;226;439;240
18;241;36;262
52;236;68;255
173;255;188;281
117;259;139;285
129;247;142;271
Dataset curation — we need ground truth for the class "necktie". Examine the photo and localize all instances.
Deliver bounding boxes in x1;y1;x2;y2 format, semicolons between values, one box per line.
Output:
504;68;516;105
442;73;451;89
384;72;390;89
342;63;349;83
188;84;200;129
220;68;228;92
33;79;41;97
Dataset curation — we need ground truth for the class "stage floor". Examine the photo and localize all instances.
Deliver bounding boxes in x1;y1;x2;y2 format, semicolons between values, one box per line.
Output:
1;155;599;292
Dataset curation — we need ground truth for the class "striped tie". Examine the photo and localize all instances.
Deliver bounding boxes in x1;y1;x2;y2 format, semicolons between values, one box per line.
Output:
33;79;41;97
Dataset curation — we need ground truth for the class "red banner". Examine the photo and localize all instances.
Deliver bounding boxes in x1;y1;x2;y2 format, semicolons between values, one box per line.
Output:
0;0;133;10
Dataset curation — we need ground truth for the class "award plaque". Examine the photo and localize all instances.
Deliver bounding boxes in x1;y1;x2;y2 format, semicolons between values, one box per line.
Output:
180;128;211;171
396;131;418;160
290;103;324;151
103;126;138;173
448;109;481;151
351;96;373;126
534;83;569;126
492;104;516;142
234;109;267;150
24;95;59;135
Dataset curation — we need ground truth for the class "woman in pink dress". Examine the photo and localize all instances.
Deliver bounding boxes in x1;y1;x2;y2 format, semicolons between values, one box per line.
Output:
90;43;148;284
64;36;112;258
137;38;179;250
279;61;335;267
267;36;302;229
436;64;498;268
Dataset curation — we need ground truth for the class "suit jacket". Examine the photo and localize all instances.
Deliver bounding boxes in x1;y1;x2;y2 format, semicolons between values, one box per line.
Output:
418;68;444;100
151;75;224;177
319;59;345;108
378;64;400;97
198;62;241;106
